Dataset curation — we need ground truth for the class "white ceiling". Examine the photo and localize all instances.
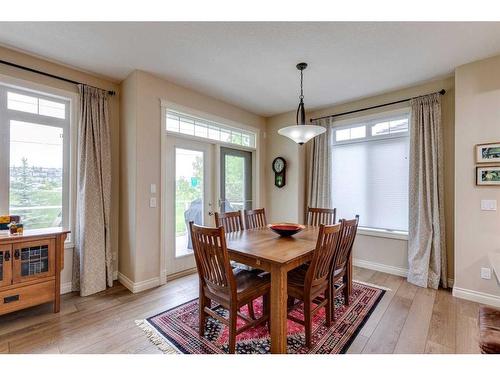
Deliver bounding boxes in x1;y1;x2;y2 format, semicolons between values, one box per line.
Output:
1;22;500;116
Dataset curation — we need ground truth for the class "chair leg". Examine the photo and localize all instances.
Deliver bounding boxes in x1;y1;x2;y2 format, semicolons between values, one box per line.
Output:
331;286;337;323
325;287;332;327
199;294;207;337
229;306;238;354
247;301;256;320
343;276;350;306
263;293;271;332
304;299;312;348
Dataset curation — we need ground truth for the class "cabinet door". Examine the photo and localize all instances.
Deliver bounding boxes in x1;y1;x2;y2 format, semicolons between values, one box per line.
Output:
13;239;55;284
0;245;12;288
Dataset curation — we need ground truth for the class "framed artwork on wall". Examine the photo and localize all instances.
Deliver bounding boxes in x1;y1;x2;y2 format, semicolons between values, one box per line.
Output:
476;166;500;186
476;142;500;163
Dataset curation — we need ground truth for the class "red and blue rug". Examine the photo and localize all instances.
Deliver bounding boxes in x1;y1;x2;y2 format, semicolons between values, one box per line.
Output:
137;281;384;354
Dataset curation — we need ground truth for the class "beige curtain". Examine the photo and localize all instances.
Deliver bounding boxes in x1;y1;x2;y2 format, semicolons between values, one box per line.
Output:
307;118;332;209
408;93;447;289
72;85;113;296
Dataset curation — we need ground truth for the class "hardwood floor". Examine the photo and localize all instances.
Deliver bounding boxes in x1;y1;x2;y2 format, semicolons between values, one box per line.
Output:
0;267;481;354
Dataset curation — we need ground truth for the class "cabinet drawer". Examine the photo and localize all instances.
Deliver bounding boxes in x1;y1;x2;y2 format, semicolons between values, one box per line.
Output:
0;280;54;315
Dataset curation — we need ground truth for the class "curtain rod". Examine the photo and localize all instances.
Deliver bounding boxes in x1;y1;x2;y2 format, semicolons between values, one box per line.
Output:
0;59;116;96
309;89;445;123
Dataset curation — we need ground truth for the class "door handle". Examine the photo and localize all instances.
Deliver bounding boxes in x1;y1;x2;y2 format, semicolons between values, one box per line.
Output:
208;211;215;216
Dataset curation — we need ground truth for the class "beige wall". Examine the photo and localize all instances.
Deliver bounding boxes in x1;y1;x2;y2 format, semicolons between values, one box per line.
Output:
265;111;306;223
454;55;500;305
0;46;120;291
266;76;455;279
120;70;266;284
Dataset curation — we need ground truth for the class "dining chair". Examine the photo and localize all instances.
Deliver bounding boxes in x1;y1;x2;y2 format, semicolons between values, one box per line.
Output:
189;222;271;354
286;223;342;347
306;207;337;226
214;210;259;319
214;210;244;233
243;208;267;229
329;215;359;320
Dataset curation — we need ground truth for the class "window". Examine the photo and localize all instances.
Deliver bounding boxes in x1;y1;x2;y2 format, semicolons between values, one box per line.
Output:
0;84;71;231
166;110;256;148
331;110;409;232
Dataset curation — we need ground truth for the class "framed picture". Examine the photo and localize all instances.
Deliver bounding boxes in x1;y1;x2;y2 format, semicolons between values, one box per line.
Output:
476;142;500;163
476;166;500;186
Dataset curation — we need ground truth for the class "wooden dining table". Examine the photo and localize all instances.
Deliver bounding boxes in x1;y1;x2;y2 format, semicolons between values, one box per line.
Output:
225;225;352;354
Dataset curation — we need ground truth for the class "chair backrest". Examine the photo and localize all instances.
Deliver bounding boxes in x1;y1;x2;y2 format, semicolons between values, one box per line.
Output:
214;210;243;233
305;223;343;288
306;207;337;226
189;222;235;295
332;215;359;273
243;208;267;229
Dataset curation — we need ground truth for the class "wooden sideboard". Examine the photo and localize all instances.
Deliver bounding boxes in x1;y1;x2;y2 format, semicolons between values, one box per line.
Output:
0;228;69;316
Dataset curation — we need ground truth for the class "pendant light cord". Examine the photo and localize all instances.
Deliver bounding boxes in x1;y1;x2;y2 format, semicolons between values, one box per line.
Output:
299;69;304;101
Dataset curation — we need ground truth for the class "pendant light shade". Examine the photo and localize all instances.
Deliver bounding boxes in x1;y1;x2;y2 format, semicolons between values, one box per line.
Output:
277;124;326;145
278;62;326;145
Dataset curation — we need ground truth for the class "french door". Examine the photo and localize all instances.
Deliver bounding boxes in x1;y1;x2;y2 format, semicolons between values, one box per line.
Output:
164;136;255;276
165;136;215;275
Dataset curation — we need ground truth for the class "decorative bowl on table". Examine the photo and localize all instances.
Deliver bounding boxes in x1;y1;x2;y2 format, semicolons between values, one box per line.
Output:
267;223;305;237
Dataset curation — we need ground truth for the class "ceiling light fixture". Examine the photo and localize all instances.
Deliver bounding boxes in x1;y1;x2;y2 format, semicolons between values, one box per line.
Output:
278;62;326;145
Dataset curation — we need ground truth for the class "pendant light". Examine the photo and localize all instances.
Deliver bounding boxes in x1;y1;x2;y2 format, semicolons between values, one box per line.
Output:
278;62;326;145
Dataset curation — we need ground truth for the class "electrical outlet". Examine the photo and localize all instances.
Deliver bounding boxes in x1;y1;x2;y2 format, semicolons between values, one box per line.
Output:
150;184;156;194
481;267;492;280
149;197;157;208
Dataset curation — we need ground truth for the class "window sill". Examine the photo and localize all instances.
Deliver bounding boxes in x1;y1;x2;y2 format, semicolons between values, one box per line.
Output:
357;227;408;241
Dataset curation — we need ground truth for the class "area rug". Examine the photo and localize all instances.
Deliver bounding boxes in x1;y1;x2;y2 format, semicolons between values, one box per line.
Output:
136;281;384;354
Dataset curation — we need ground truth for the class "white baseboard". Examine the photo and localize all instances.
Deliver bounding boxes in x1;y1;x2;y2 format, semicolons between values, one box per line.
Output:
354;258;454;288
166;267;197;282
60;269;119;295
452;286;500;308
118;272;160;293
353;258;409;277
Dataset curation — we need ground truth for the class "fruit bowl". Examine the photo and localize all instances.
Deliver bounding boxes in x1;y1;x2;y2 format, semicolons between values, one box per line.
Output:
267;223;305;237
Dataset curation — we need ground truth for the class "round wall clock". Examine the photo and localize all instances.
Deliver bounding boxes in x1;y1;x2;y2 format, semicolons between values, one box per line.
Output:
272;157;286;188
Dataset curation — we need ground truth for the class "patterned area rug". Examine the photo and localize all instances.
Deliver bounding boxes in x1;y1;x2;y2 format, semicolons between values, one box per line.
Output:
137;281;384;354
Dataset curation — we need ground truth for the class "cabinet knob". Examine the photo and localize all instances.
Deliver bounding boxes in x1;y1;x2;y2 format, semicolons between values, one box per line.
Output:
4;251;10;261
14;249;20;259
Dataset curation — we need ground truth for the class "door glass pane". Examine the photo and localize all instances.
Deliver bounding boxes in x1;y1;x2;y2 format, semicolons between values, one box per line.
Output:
220;148;252;212
9;121;64;229
175;148;204;257
20;245;49;276
224;155;245;211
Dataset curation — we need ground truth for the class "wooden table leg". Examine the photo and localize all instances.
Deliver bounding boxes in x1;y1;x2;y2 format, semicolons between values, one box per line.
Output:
270;264;287;354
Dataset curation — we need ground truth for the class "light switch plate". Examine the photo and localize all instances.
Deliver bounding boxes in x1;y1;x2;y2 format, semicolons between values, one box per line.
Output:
150;184;156;194
481;199;497;211
481;267;492;280
149;197;157;208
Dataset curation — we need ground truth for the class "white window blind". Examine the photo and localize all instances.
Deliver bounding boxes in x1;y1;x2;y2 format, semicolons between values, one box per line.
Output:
166;110;256;149
331;111;409;232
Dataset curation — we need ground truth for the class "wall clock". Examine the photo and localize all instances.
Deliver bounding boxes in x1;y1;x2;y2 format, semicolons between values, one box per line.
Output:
272;157;286;188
